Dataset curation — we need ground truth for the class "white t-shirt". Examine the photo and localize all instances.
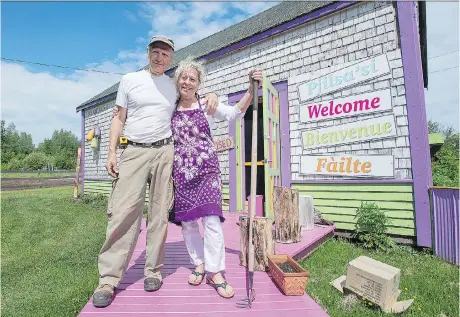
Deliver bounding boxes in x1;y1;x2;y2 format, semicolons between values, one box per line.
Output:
115;70;176;143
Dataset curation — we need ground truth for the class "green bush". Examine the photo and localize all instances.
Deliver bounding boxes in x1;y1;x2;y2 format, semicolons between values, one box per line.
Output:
1;151;16;164
22;152;50;170
353;202;395;252
432;133;459;187
53;150;77;170
7;158;23;170
76;193;108;211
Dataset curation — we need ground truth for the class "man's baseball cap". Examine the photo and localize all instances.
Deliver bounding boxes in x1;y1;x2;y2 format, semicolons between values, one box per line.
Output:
147;35;175;51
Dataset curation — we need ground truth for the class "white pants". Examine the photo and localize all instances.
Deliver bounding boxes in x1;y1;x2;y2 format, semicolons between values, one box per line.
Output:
181;216;225;273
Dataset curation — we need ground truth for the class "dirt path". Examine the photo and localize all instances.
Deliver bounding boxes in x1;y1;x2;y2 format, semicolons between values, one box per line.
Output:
1;177;74;191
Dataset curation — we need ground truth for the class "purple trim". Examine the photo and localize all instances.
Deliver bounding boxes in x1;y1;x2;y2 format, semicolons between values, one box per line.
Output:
202;1;356;61
292;179;414;184
241;118;246;212
228;115;237;213
223;95;246;210
76;92;116;113
397;1;433;248
80;110;85;194
76;2;357;112
277;82;291;187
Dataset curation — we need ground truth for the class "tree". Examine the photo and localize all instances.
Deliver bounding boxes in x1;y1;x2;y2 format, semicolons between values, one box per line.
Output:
38;129;80;156
428;120;454;138
38;129;80;169
22;152;50;170
0;121;30;164
429;120;459;187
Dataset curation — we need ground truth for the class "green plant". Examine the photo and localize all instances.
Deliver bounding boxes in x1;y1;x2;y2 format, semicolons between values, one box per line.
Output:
432;133;459;187
7;157;23;170
22;152;51;170
353;202;395;251
75;193;109;211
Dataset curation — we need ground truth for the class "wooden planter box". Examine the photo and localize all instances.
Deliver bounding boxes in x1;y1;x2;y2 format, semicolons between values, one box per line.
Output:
268;254;310;296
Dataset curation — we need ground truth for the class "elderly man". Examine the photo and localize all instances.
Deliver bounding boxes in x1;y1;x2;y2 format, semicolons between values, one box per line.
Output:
92;35;219;308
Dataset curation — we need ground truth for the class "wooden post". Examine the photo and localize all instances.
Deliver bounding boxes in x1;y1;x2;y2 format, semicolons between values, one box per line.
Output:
274;186;301;244
73;147;82;200
239;216;275;272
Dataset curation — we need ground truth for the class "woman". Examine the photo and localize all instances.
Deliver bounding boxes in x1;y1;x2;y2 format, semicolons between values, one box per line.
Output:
170;58;262;299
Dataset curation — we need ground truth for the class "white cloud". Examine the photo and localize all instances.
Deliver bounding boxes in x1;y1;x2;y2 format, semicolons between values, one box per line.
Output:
4;1;456;149
124;10;138;22
138;2;278;50
1;2;276;145
0;56;145;145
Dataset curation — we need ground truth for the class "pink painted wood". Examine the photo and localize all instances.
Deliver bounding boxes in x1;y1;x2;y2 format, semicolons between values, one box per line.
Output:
79;213;334;317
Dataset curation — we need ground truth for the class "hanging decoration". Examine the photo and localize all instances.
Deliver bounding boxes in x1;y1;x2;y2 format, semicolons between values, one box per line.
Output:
86;128;95;141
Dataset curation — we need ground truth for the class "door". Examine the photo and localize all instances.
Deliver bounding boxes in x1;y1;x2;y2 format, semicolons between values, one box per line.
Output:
262;75;281;219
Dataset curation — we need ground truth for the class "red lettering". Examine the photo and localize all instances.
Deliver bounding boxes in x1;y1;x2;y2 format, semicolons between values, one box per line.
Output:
343;102;352;113
307;104;322;118
335;103;342;114
329;100;335;116
371;97;380;109
320;106;328;117
353;99;369;111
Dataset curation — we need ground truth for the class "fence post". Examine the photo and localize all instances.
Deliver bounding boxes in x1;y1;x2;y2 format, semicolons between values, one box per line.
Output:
73;148;82;199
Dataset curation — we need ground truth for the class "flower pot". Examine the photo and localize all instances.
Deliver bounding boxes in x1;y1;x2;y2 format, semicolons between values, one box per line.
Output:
268;254;309;296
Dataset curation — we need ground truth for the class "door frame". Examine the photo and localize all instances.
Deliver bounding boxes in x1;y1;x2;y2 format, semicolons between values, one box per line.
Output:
228;80;290;213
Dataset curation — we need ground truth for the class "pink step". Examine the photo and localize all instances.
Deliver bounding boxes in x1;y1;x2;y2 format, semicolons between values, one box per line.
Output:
78;213;334;317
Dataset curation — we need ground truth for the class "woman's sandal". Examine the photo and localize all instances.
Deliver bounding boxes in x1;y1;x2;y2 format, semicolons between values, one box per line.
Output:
206;278;235;299
188;271;205;285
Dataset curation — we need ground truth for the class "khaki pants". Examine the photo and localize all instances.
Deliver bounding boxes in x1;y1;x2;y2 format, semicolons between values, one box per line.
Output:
97;143;174;287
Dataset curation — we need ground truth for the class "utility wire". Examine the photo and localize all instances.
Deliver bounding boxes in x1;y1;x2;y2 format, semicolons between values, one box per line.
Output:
1;57;125;75
2;54;460;76
428;66;459;74
428;49;459;60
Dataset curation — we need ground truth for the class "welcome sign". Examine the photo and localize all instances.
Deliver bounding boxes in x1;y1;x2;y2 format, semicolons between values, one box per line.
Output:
297;54;391;102
301;114;397;150
300;154;394;177
300;89;392;123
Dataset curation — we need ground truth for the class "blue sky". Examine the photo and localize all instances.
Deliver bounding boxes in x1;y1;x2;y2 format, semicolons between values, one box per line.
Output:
1;2;458;144
2;2;145;73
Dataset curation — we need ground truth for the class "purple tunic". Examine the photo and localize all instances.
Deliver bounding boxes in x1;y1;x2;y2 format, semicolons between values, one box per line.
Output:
170;100;224;223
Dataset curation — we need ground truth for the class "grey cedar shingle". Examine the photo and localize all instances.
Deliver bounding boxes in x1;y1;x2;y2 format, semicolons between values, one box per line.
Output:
76;1;335;111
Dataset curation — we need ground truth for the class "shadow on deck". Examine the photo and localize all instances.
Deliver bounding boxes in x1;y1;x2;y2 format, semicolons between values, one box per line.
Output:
79;213;334;317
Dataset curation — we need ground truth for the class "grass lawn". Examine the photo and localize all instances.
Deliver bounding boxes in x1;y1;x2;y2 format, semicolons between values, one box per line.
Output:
1;186;108;317
301;238;459;317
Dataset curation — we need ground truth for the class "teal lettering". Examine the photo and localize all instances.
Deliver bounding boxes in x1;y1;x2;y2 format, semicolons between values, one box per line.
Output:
308;81;318;96
360;65;370;76
344;71;354;82
335;75;342;85
371;58;377;73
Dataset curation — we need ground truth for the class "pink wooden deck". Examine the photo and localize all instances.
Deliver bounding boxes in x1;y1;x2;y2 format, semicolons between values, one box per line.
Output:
79;213;334;317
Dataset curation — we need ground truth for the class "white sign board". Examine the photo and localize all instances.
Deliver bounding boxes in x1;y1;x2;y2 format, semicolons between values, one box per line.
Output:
297;54;391;102
301;114;397;150
300;89;392;123
300;155;394;177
